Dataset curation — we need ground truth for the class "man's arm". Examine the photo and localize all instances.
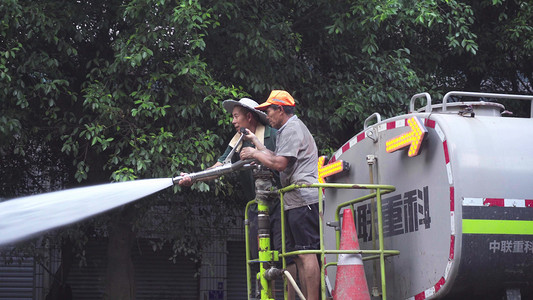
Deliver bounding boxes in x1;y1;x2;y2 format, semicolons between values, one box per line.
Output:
176;161;223;186
239;129;289;172
241;147;289;172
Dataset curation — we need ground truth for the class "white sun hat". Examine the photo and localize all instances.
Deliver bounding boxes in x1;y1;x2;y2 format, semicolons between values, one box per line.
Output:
222;98;269;125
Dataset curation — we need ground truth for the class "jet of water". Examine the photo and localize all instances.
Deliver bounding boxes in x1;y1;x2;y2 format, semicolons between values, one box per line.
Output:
0;178;174;246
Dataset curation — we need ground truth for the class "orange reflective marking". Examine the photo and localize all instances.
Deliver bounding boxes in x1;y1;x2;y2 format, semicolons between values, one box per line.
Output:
318;156;346;183
386;116;427;157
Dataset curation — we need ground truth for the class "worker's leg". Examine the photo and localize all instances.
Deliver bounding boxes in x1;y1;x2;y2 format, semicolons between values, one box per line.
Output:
296;253;320;300
285;263;297;300
286;203;321;300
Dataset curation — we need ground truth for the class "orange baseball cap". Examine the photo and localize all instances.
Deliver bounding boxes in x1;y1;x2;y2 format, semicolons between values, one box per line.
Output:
255;90;295;111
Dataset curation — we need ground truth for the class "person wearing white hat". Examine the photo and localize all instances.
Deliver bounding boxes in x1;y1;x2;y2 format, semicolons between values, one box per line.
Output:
176;97;273;194
177;97;296;298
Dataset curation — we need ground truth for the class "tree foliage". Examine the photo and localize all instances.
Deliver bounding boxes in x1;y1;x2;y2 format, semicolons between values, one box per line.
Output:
1;0;532;297
1;1;243;297
203;0;455;150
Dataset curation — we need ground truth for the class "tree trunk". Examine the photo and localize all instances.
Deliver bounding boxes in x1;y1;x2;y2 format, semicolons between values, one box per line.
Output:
104;207;136;300
45;239;74;300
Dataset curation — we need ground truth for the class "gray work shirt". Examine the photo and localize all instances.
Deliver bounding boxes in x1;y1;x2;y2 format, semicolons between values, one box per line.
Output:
276;115;319;210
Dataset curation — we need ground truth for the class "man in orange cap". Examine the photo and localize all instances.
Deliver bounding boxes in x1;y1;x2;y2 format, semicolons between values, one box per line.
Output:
177;97;296;298
240;90;321;300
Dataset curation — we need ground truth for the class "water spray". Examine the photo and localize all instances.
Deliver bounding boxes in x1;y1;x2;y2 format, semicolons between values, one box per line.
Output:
0;178;174;246
0;128;254;246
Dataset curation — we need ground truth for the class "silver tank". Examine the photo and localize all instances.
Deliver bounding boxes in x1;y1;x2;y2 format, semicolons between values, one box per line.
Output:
323;92;533;299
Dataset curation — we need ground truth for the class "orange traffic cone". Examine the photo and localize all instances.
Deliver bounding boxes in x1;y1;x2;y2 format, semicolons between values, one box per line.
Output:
333;208;371;300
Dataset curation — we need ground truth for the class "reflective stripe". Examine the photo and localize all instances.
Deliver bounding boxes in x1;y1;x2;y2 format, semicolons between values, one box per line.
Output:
338;253;363;266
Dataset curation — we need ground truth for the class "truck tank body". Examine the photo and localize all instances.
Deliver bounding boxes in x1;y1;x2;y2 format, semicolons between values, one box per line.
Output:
323;98;533;299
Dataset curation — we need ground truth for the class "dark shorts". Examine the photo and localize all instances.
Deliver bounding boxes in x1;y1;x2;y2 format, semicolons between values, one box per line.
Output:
285;202;320;251
248;200;294;266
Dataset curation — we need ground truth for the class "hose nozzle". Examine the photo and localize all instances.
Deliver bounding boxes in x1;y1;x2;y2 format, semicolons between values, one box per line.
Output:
173;159;256;185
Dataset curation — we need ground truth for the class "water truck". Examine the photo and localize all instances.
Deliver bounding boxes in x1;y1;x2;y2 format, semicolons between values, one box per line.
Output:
320;91;533;300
